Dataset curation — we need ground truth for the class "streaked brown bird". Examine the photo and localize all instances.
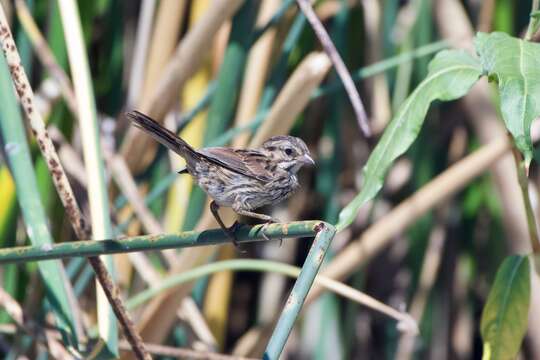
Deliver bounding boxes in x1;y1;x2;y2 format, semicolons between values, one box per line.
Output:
126;110;314;246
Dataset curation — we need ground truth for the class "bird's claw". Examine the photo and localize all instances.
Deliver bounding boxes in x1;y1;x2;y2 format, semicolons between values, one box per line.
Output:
259;219;283;245
226;221;247;253
228;220;241;233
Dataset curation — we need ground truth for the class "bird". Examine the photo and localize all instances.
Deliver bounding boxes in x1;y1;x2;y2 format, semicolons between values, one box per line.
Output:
125;110;314;246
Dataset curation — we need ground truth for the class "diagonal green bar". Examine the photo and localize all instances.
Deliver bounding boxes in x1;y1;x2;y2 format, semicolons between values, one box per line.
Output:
0;221;322;264
264;223;336;359
0;45;79;348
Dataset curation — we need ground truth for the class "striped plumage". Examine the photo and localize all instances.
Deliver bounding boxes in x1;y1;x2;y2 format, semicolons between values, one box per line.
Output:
125;110;314;245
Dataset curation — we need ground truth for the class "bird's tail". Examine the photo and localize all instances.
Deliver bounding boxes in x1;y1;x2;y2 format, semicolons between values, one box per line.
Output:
125;110;199;160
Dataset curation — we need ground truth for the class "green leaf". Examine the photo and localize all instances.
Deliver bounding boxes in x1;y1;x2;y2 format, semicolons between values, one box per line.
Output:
475;32;540;167
336;50;482;231
481;255;530;360
0;45;79;348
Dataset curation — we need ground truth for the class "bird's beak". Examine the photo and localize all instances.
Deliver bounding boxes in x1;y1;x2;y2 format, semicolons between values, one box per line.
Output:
301;154;315;166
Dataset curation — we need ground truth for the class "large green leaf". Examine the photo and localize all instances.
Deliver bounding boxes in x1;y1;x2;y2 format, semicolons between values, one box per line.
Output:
475;32;540;167
336;50;482;231
481;255;531;360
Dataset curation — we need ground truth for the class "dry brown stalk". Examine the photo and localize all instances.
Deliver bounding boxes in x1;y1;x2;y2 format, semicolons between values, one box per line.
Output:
120;340;259;360
121;0;245;173
309;136;512;302
0;5;150;359
142;0;187;102
296;0;371;137
233;0;280;147
361;0;391;134
249;52;331;147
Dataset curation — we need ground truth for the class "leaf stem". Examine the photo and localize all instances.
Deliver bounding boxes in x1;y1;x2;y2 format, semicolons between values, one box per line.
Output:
525;0;540;41
511;147;540;254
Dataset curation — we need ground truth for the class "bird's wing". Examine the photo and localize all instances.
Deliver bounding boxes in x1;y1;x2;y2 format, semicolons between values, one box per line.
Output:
199;147;274;182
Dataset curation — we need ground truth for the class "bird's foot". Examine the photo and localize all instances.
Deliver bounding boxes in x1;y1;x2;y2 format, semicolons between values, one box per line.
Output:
226;221;247;252
259;218;283;245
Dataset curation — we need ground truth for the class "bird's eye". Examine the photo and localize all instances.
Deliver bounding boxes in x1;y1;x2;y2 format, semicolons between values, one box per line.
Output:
284;148;293;156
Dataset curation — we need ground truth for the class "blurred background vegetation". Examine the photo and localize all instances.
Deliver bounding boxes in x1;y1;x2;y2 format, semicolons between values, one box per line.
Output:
0;0;539;359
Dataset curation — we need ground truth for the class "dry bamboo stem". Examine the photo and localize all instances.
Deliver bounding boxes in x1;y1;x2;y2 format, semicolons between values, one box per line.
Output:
121;0;244;173
296;0;371;136
308;135;512;302
233;0;280;147
361;0;391;134
142;0;187;101
120;341;258;360
249;52;331;147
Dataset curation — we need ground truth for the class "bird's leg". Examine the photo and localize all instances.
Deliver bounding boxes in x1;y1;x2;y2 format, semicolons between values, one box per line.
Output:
234;209;280;243
210;201;241;248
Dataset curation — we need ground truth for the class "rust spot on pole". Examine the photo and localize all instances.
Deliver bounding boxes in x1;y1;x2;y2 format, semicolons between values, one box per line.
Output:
313;222;325;233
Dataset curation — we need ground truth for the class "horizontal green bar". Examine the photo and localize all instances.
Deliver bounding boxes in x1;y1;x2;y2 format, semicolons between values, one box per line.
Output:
0;221;323;264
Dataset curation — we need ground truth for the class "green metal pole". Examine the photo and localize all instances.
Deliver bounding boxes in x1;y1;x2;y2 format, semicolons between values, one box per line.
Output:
264;222;336;359
0;221;321;264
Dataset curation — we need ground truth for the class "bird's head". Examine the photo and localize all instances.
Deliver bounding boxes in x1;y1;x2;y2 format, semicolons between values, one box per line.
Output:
261;135;314;174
